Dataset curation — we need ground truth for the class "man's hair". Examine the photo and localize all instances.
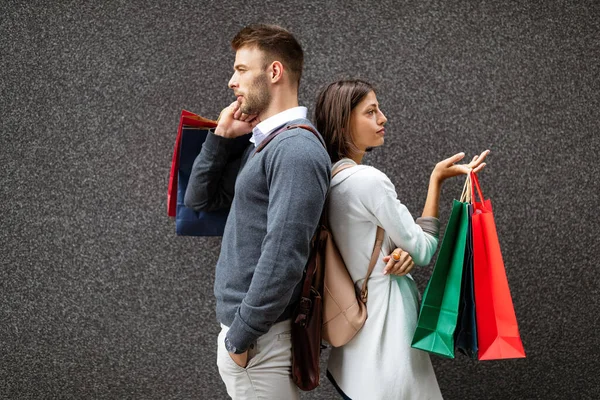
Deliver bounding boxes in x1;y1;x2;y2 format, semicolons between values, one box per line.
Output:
231;24;304;87
314;79;376;162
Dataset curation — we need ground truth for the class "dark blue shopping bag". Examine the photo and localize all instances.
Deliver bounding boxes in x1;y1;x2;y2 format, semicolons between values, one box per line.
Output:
168;110;251;236
455;203;479;359
175;125;230;236
168;110;217;217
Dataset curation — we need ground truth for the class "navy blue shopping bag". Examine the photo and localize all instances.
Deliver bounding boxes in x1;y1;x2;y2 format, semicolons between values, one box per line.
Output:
175;125;230;236
168;110;216;217
455;204;479;359
168;110;251;236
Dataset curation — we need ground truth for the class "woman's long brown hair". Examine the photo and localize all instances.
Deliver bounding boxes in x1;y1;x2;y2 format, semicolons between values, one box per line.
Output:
314;79;375;162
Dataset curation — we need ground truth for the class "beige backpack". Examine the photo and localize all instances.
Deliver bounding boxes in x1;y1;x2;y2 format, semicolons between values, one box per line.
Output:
321;163;384;347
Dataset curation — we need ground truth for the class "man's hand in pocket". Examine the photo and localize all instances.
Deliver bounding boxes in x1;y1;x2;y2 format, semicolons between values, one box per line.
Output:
229;350;249;368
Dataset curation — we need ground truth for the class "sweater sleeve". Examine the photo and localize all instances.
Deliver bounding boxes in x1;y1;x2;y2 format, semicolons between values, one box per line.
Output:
225;132;331;351
184;131;250;212
359;168;439;266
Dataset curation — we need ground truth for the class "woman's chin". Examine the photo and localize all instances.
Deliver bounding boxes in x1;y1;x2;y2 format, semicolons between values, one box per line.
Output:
365;140;384;152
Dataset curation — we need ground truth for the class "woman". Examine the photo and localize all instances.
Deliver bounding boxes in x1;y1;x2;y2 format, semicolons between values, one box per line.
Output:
314;79;488;400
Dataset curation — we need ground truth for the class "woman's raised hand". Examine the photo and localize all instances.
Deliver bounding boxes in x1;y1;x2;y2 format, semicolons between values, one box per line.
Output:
431;150;490;183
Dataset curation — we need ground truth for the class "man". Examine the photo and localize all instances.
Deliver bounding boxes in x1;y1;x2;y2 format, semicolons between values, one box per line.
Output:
184;24;330;399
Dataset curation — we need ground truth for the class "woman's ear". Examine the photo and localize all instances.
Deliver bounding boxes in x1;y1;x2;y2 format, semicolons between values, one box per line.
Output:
270;61;284;83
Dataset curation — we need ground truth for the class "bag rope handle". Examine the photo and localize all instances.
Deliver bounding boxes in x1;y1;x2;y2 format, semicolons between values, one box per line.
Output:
460;175;472;203
469;171;489;211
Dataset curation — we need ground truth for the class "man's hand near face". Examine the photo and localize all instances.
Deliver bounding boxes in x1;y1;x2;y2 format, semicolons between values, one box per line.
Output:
215;101;259;138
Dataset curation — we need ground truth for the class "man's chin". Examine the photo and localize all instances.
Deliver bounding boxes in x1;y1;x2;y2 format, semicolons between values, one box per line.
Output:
240;105;256;115
241;107;264;118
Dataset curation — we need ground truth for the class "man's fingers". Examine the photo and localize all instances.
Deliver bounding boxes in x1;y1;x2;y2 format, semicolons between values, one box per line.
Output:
233;108;259;123
233;107;242;119
249;116;260;127
218;102;238;122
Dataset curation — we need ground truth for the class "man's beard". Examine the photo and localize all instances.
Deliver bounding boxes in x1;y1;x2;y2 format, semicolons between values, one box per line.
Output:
240;74;271;115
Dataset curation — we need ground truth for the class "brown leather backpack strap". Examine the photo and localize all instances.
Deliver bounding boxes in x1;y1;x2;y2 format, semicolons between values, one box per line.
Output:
290;124;325;148
254;124;289;154
359;226;385;303
294;229;321;326
254;123;324;154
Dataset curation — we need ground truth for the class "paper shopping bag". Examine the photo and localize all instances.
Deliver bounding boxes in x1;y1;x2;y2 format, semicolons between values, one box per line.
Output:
176;125;232;236
470;172;525;360
168;110;230;236
455;203;479;359
167;110;217;217
411;198;469;358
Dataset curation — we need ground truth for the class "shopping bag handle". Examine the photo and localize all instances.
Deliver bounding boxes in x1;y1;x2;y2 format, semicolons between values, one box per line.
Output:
469;171;489;210
460;175;471;203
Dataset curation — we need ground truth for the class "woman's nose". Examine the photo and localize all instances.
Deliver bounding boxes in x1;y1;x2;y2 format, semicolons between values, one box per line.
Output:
378;110;387;125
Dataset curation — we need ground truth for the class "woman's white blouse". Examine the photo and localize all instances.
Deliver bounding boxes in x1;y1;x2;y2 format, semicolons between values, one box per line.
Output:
326;163;443;400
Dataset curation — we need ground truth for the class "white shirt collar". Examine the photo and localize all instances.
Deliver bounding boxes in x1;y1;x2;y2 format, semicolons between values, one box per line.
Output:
250;106;308;147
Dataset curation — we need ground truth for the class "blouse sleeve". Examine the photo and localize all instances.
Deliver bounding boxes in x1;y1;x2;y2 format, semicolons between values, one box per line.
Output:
356;168;440;266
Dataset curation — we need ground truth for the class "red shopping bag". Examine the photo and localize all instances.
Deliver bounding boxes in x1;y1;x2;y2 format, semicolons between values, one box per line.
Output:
167;110;217;217
470;171;525;360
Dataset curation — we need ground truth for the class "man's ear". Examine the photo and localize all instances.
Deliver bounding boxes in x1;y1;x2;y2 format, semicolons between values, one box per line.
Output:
269;61;284;83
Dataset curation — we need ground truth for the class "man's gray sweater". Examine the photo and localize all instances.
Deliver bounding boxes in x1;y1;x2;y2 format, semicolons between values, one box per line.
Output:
184;118;331;352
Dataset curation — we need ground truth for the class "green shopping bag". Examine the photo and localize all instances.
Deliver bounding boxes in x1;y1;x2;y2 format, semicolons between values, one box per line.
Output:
411;185;470;358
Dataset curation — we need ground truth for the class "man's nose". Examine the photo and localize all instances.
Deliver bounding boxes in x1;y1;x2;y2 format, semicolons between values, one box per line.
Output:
228;72;238;89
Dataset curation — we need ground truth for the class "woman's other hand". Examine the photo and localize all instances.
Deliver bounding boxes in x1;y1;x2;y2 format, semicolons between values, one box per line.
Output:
431;150;490;183
383;248;415;276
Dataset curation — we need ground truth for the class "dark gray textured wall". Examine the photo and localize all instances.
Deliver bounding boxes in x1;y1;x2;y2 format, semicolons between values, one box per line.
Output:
2;1;599;399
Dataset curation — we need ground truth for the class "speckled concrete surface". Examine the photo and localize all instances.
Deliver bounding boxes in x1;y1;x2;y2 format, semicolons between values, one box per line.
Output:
1;1;599;399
